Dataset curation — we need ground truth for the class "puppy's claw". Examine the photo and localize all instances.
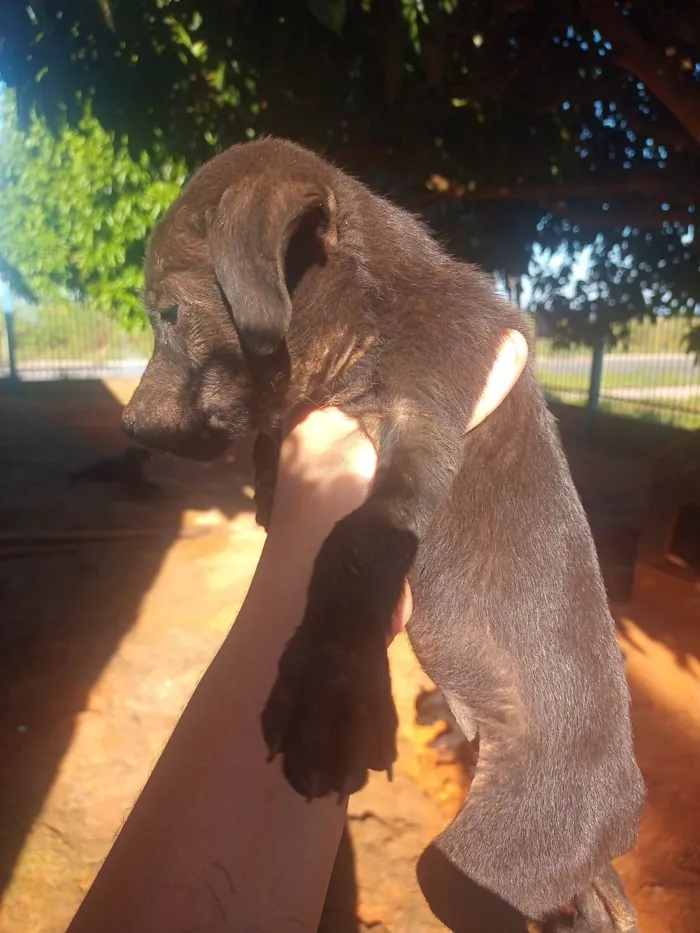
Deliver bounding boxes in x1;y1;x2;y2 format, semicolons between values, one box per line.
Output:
386;763;393;782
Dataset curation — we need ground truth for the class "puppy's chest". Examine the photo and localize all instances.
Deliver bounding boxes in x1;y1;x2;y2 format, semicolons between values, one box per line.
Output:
289;331;382;411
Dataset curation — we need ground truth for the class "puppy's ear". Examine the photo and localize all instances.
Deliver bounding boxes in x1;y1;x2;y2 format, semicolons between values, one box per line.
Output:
208;179;337;356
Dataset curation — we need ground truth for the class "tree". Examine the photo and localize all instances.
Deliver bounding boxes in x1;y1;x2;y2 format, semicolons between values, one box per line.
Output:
0;92;186;329
1;0;700;344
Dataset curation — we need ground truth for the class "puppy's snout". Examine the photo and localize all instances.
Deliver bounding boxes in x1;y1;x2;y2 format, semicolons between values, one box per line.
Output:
121;414;137;438
121;394;163;445
121;404;171;446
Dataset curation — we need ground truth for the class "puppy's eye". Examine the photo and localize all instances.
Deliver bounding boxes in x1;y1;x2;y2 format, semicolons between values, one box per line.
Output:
158;305;178;325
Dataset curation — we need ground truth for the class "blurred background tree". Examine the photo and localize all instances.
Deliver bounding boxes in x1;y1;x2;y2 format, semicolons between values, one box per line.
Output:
0;91;186;330
0;0;699;345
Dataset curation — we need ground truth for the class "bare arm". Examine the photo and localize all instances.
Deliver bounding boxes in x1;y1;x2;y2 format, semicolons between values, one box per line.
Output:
66;412;379;933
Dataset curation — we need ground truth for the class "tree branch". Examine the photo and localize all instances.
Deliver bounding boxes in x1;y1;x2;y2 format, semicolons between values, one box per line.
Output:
578;0;700;152
404;179;698;233
423;176;700;203
542;206;699;231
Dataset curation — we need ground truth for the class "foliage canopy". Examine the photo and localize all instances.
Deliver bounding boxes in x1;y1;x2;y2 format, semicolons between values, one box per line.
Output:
1;0;700;344
0;94;185;328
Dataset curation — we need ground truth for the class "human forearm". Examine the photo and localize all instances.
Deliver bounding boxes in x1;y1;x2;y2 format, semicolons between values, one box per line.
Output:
66;425;375;933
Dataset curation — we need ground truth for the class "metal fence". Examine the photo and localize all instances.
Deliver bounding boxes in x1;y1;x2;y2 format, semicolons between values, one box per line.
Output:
534;314;700;430
1;285;152;383
2;286;699;429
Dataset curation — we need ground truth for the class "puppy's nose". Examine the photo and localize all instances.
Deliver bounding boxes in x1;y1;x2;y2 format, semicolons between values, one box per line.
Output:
121;414;137;438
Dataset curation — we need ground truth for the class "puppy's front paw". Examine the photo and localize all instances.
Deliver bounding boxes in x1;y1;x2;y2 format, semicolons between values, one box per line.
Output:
261;620;397;798
261;512;417;798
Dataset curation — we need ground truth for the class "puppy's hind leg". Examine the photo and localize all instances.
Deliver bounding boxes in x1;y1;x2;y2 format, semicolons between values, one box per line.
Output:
416;703;642;932
416;841;531;933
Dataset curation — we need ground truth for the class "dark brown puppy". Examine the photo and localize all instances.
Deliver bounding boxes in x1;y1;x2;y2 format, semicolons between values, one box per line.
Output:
123;138;645;932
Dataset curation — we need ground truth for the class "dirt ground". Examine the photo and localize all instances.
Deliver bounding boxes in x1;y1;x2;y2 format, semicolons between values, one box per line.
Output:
0;381;698;932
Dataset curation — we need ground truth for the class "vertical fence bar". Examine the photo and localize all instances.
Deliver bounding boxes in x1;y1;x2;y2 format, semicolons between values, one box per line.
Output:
2;281;21;393
587;336;605;412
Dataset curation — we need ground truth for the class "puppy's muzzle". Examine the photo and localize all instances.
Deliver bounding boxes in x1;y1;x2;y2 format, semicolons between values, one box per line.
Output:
121;393;231;461
121;414;138;439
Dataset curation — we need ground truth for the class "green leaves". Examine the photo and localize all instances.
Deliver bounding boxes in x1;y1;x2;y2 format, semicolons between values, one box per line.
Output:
1;0;699;345
306;0;347;35
0;92;186;331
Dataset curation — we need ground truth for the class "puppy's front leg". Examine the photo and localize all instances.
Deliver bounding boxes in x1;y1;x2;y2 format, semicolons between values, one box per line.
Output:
261;417;463;799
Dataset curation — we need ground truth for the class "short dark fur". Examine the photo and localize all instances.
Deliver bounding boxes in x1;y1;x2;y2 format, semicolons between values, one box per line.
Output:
123;138;645;931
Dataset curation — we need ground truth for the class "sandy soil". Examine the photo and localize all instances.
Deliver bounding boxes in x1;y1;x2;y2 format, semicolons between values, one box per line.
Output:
0;382;697;932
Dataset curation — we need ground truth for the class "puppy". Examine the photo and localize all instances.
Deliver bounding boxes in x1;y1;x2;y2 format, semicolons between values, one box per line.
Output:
123;138;645;932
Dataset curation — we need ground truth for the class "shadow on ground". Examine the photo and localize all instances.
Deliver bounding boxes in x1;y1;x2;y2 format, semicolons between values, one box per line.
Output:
0;380;256;904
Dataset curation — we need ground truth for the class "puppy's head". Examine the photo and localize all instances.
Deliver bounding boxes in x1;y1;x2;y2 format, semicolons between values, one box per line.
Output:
122;140;338;461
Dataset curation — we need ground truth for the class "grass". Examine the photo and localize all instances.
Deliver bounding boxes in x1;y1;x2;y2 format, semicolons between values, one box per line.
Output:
533;314;700;357
598;399;700;430
537;363;700;394
542;389;700;430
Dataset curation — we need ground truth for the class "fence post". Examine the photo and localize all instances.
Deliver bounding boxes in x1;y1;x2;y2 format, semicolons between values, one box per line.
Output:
2;281;21;394
587;336;605;412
